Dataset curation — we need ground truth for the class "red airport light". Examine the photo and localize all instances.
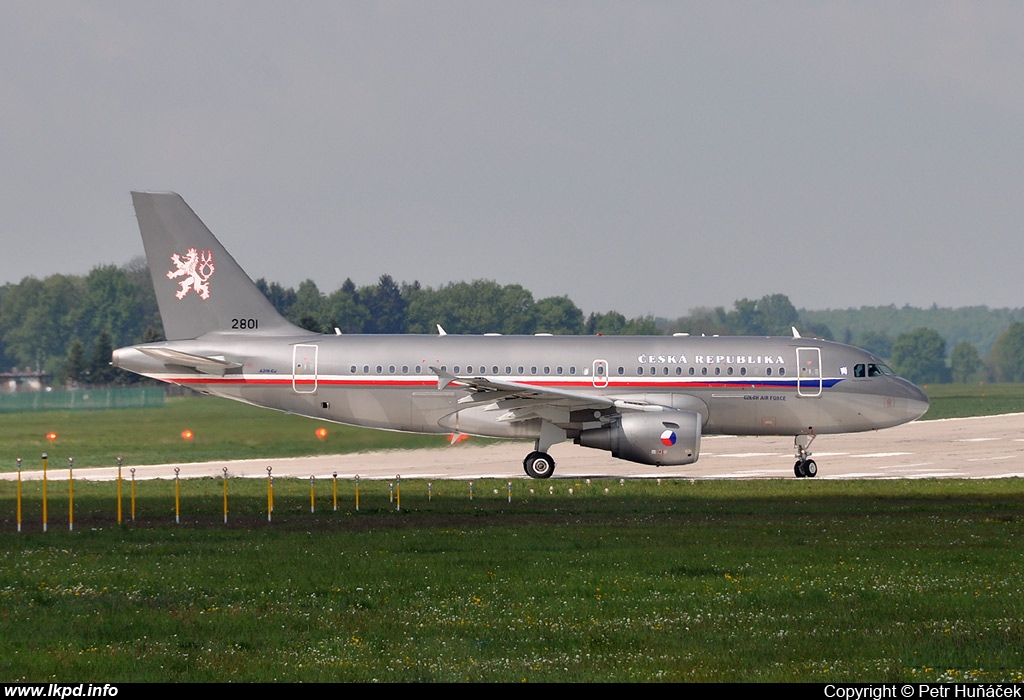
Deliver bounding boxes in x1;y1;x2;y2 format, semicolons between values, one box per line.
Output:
181;429;194;440
46;432;57;441
315;427;328;439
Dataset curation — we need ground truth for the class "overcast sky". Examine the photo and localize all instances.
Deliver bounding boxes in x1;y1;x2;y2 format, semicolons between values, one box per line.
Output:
2;2;1022;318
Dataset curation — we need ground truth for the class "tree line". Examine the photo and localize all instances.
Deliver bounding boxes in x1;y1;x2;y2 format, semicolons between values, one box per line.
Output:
1;262;1023;388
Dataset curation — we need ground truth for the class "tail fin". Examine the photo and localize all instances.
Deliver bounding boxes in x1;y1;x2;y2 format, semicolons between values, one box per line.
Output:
131;191;305;340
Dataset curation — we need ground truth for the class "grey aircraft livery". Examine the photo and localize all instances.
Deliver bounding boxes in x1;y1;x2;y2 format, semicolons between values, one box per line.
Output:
113;192;930;479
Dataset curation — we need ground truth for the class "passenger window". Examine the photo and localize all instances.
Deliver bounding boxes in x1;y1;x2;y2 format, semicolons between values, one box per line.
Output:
779;367;786;376
766;367;772;376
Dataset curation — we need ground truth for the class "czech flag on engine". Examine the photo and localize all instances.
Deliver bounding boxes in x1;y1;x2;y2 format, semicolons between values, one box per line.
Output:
660;430;677;447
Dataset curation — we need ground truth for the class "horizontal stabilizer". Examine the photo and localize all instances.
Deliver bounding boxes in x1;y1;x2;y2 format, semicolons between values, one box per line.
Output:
137;347;242;375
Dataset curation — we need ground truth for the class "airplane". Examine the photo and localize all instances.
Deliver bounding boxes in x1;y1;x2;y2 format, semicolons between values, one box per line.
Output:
113;192;930;479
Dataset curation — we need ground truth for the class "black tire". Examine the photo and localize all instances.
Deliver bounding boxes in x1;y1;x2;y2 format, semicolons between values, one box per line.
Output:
524;451;555;479
804;459;817;478
794;460;806;478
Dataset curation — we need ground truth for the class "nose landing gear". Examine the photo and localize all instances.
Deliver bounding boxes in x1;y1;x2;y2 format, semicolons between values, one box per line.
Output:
794;432;817;478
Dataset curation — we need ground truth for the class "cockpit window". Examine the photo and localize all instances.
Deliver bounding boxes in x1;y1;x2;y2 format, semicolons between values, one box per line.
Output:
855;362;895;377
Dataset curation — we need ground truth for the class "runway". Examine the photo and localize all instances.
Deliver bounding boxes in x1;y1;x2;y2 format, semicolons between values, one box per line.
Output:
4;413;1023;482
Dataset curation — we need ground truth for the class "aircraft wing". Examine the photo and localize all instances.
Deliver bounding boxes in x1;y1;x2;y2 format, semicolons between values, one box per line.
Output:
430;367;668;422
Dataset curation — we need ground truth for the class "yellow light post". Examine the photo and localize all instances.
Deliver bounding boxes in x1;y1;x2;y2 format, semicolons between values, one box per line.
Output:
222;467;228;525
116;457;123;525
42;453;48;533
68;457;74;532
16;458;22;534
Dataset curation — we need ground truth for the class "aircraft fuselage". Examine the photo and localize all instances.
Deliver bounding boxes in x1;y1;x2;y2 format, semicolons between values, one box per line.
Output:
114;332;929;440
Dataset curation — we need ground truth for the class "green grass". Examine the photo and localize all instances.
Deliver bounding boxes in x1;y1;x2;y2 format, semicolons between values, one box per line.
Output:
2;478;1022;682
2;385;1024;681
0;395;466;471
921;383;1024;421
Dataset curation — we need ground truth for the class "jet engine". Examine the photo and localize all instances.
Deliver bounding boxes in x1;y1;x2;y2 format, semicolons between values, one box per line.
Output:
574;410;701;466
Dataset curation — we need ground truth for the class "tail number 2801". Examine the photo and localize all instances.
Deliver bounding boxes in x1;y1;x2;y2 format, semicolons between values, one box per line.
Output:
231;318;259;330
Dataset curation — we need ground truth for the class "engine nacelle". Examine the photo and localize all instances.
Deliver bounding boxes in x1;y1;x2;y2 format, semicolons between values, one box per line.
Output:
574;410;701;466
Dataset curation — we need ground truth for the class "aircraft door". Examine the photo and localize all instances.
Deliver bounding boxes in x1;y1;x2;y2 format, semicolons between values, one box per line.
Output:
592;359;609;388
292;344;319;394
796;347;822;397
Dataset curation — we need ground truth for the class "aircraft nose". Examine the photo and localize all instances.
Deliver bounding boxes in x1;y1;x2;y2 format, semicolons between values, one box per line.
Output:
905;382;930;421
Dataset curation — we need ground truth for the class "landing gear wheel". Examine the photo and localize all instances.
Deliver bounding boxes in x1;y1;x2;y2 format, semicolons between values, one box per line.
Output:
804;459;817;478
523;451;555;479
794;460;807;478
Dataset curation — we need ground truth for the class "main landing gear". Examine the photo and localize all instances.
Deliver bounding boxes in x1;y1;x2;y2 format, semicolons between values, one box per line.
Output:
793;433;817;478
523;423;565;479
523;451;555;479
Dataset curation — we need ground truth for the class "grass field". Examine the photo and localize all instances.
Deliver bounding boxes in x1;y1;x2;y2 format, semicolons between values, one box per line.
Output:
0;395;460;470
2;478;1023;682
918;382;1024;421
1;384;1023;682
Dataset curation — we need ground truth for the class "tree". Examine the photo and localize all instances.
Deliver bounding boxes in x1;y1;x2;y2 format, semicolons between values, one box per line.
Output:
890;328;949;385
858;331;894;360
362;274;408;333
62;337;86;387
88;330;115;386
587;311;626;335
950;341;982;383
989;322;1024;382
534;296;584;334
